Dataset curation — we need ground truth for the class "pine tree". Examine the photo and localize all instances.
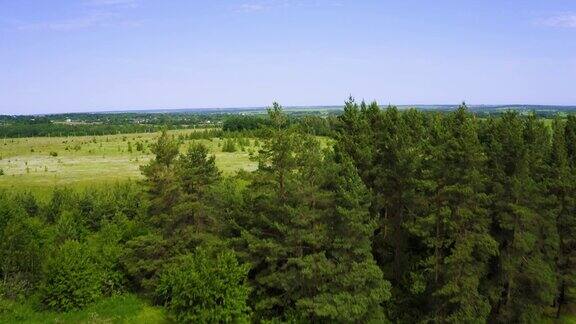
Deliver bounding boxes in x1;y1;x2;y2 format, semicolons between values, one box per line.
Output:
335;102;429;321
412;105;497;322
140;130;181;218
550;117;576;318
168;143;221;249
484;112;557;322
566;115;576;167
236;104;390;321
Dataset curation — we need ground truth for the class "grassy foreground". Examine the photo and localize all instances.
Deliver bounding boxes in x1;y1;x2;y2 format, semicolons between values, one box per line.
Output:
0;129;257;197
0;294;170;324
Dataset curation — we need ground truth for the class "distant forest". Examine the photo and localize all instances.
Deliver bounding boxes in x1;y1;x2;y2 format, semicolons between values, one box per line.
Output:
1;101;576;322
1;103;575;138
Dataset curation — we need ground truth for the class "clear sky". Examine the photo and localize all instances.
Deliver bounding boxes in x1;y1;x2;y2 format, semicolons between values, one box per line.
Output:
1;0;575;114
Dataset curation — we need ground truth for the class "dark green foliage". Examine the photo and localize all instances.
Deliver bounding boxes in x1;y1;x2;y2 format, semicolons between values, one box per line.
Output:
140;130;181;217
229;104;391;322
550;117;576;318
481;112;558;323
121;233;168;293
411;106;498;322
336;99;429;322
176;143;220;199
223;115;268;132
40;240;102;311
168;143;221;241
156;247;251;323
129;136;223;298
334;101;576;322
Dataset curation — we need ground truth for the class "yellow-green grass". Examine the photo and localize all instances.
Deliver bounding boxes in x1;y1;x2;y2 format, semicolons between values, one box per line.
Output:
0;130;257;196
0;294;170;324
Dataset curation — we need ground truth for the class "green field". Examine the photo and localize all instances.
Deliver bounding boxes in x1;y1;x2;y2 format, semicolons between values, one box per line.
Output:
0;130;257;196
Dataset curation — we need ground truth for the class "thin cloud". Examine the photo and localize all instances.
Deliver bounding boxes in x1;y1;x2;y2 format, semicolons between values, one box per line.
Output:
13;1;142;32
235;0;342;13
16;12;141;31
237;3;267;13
536;13;576;28
84;0;140;8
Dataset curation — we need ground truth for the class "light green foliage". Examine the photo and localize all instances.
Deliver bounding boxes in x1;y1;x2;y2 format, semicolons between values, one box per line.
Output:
0;212;45;299
54;210;85;243
0;294;169;324
86;216;131;296
40;240;102;311
222;138;237;152
156;247;251;323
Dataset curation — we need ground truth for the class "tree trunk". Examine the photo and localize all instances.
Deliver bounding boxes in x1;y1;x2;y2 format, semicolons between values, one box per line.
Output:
556;282;565;319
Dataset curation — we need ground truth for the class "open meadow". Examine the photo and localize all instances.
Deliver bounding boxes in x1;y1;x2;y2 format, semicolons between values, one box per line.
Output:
0;129;258;197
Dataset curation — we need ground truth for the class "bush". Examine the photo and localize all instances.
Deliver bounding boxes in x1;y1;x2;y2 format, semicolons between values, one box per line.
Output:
156;247;251;323
86;220;128;296
221;139;237;152
0;215;45;299
40;240;101;311
0;168;4;176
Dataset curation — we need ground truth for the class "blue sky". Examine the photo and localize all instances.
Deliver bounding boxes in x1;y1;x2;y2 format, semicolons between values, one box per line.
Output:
1;0;575;114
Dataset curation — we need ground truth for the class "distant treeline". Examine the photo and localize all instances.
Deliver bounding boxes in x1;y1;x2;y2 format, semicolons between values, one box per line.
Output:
0;123;165;138
0;112;336;138
222;114;335;136
3;104;574;139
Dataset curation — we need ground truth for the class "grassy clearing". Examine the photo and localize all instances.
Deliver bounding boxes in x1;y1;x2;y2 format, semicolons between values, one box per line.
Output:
0;294;170;324
0;129;258;196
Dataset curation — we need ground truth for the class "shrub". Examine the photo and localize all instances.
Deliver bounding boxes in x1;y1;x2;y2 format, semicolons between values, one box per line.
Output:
0;215;45;299
40;240;101;311
221;139;237;152
156;248;251;323
86;220;128;296
0;168;4;176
